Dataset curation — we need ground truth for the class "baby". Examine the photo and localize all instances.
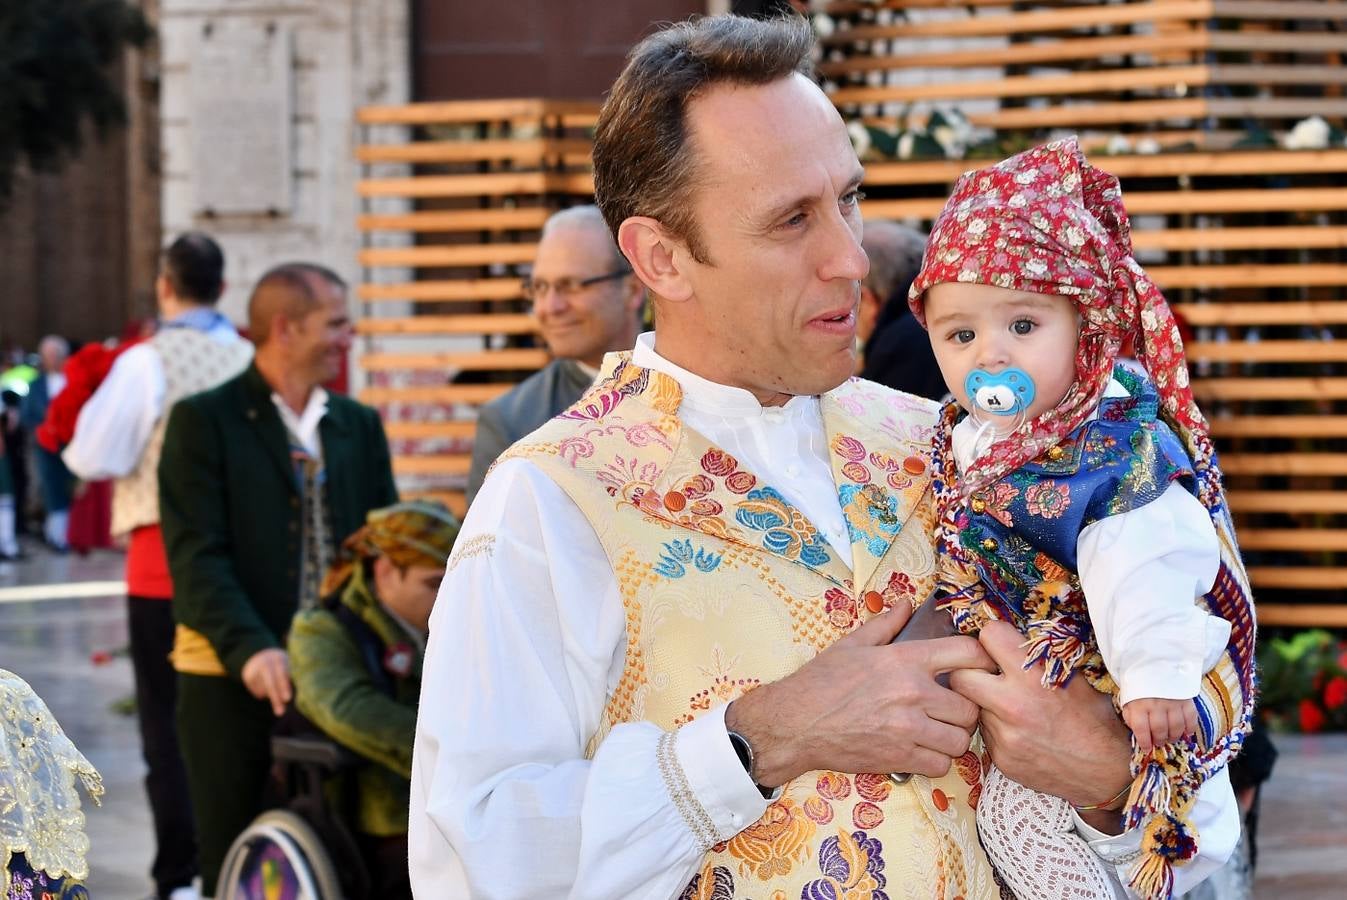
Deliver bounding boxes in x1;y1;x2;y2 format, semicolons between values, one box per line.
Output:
907;138;1256;900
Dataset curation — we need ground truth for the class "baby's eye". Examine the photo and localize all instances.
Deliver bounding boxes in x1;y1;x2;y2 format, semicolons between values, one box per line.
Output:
1011;318;1035;336
952;329;975;345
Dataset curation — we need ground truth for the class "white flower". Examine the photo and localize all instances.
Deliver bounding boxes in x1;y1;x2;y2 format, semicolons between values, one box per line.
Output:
897;131;915;160
847;121;871;158
1024;259;1048;278
967;218;988;236
1136;137;1161;155
1285;116;1331;150
1105;134;1133;155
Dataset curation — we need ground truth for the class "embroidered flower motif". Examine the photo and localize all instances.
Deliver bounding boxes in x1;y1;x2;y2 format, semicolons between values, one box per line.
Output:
690;498;724;518
971;482;1018;528
560;389;624;420
816;772;852;801
725;471;757;494
654;539;724;579
735;488;831;567
853;774;892;804
954;751;983;809
852;802;884;830
681;474;715;499
803;795;835;825
701;449;739;477
841;461;871;484
882;571;917;607
838;484;902;559
824;588;859;630
801;829;888;900
726;798;816;881
832;434;867;462
679;864;734;900
1024;480;1071;519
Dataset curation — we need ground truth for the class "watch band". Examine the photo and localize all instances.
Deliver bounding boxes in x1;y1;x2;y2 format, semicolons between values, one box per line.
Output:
726;729;775;800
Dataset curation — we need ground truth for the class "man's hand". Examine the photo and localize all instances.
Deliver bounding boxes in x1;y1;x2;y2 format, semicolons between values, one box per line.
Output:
949;620;1132;833
726;605;995;788
1122;697;1198;753
241;648;292;716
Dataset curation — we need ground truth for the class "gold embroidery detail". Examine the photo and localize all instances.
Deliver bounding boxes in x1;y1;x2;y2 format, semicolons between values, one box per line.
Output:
446;533;496;572
657;730;720;850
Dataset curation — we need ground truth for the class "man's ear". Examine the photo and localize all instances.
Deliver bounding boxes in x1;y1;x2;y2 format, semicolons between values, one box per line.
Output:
618;217;693;304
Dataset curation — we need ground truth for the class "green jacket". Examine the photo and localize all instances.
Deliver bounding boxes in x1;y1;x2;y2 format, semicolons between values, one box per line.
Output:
159;363;399;677
289;565;420;836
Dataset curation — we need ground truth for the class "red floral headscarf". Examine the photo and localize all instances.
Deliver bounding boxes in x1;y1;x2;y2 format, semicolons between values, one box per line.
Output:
909;137;1217;502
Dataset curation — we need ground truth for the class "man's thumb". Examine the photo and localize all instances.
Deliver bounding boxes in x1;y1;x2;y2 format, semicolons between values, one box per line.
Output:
843;603;913;646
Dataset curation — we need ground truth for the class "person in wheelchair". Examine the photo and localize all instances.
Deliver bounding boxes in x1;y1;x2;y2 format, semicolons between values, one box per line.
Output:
280;499;459;898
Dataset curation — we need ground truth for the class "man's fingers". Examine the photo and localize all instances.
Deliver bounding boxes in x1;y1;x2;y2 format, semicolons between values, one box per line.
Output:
843;605;913;647
903;747;956;779
946;665;1001;707
975;620;1027;673
924;635;996;677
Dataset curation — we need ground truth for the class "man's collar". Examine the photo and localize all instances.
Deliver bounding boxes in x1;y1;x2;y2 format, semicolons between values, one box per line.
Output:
630;331;818;420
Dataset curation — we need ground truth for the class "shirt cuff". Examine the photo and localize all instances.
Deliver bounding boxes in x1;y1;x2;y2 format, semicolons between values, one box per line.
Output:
669;703;772;846
1070;807;1144;871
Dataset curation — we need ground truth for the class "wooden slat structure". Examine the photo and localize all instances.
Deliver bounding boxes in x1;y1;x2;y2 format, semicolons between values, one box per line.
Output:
357;3;1346;608
356;99;600;518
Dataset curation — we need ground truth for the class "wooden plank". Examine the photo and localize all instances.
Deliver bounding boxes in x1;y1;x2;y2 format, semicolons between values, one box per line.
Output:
358;208;551;234
356;314;538;336
356;138;591;165
394;454;472;476
1256;603;1347;625
860;150;1347;187
1173;301;1347;326
385;421;477;440
1133;226;1347;252
1219;454;1347;476
1228;491;1347;513
1213;0;1347;19
360;349;550;371
1247;569;1347;591
1239;530;1347;552
821;1;1212;44
819;32;1210;77
1186;340;1347;364
361;384;516;405
963;98;1347;131
358;279;523;303
357;171;593;199
1189;377;1347;400
1147;265;1347;289
357;99;598;126
830;64;1215;106
1208;416;1347;438
359;244;536;268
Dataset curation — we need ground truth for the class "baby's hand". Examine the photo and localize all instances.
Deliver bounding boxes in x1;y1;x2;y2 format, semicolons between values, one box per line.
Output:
1121;697;1198;752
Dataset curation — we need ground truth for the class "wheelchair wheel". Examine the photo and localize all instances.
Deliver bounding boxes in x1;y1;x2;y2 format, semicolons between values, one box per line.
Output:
216;808;345;900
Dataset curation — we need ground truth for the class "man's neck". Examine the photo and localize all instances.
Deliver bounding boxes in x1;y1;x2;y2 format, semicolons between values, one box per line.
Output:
253;350;317;414
649;330;793;408
159;296;213;322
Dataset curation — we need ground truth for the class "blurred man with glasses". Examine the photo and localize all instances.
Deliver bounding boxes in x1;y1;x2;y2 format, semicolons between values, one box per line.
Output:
465;205;644;505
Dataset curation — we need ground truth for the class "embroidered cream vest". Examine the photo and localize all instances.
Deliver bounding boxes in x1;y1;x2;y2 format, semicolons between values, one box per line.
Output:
505;353;998;900
111;328;253;537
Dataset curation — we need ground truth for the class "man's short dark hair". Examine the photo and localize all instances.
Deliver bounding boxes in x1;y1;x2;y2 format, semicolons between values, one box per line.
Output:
592;15;813;264
162;232;226;303
247;262;347;343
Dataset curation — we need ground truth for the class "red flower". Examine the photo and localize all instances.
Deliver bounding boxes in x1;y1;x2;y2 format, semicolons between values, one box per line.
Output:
1299;698;1327;733
1324;675;1347;711
700;449;738;477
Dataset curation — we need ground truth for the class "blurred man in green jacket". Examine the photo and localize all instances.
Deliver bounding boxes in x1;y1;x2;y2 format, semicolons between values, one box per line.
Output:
289;500;459;898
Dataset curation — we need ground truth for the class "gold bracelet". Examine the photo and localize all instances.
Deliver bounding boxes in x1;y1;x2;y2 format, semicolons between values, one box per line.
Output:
1072;779;1133;812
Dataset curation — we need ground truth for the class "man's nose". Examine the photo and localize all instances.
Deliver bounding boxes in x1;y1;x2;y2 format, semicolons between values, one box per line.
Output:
819;215;869;284
533;284;566;317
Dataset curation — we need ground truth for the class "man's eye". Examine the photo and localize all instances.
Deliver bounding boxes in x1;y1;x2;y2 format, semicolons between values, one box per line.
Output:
1011;319;1035;335
841;189;866;208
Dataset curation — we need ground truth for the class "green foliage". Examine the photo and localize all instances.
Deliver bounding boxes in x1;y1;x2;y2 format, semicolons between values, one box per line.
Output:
0;0;150;201
1258;628;1347;733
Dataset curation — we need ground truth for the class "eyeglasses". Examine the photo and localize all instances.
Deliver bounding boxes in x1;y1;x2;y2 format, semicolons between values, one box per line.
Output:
521;270;630;301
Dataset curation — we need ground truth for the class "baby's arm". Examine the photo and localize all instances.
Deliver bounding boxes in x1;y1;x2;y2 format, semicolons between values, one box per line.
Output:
1122;697;1199;752
1077;482;1226;716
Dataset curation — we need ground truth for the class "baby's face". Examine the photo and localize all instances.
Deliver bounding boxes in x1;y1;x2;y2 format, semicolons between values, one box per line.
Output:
923;282;1080;426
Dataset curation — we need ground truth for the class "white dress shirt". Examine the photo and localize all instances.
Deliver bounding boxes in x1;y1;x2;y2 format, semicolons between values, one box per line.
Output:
272;387;329;459
63;313;241;481
410;338;1236;899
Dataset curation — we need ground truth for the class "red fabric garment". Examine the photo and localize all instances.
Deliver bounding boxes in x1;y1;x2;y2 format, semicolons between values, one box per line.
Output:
126;524;174;598
67;479;114;553
908;137;1216;502
35;337;146;453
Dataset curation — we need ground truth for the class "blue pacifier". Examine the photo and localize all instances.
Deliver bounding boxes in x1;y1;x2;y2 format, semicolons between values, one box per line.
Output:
964;367;1036;417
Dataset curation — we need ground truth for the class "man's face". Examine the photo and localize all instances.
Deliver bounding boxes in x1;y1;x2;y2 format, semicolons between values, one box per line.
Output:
669;74;869;402
289;281;352;385
380;562;444;633
39;342;66;374
530;224;640;368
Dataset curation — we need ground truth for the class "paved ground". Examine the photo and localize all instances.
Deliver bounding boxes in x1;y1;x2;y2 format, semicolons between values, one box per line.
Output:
4;540;1345;899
